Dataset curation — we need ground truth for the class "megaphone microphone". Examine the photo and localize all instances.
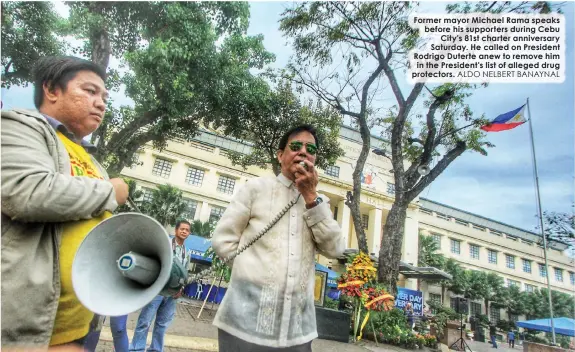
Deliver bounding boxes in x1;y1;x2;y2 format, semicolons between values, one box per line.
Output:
71;213;187;316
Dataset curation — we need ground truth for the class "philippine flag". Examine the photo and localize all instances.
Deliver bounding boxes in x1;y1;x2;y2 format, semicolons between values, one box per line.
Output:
480;104;527;132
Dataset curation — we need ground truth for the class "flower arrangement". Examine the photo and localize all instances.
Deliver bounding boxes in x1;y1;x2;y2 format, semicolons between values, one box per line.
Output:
337;252;394;342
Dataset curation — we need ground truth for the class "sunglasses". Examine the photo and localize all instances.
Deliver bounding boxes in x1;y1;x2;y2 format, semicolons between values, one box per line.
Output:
288;141;318;155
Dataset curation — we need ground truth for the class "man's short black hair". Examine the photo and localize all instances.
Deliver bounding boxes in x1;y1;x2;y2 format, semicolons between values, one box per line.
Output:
277;124;320;151
176;220;191;230
32;56;107;109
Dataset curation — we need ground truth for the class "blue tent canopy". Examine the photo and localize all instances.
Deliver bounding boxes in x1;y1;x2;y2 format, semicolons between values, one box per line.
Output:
516;317;575;337
184;235;213;263
315;263;339;288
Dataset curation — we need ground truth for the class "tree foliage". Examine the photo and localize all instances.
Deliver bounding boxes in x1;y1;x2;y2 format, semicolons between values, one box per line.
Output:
418;234;445;269
140;184;187;227
192;220;214;239
539;208;575;245
222;80;344;175
445;1;565;14
4;1;275;177
1;1;67;87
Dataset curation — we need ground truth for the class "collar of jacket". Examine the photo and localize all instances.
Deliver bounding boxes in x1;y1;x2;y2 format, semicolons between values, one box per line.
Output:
277;173;294;188
42;113;97;153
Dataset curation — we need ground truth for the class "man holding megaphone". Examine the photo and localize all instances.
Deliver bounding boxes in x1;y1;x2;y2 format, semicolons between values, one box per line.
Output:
1;56;129;349
211;124;345;351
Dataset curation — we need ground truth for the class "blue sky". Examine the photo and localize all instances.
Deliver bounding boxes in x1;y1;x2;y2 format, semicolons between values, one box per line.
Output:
2;1;573;236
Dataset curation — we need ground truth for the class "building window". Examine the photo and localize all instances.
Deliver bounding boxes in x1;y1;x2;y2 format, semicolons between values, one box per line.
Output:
539;264;547;278
555;268;563;282
140;187;154;203
431;234;441;245
469;244;480;260
362;214;369;229
185;167;204;186
387;182;395;194
450;239;461;254
217;175;236;195
152;158;172;178
525;284;536;293
209;205;226;224
490;305;500;323
522;259;532;274
333;206;338;221
570;272;575;286
450;297;458;311
470;302;482;317
507;279;520;288
505;254;515;269
181;198;198;221
325;165;340;178
488;250;498;264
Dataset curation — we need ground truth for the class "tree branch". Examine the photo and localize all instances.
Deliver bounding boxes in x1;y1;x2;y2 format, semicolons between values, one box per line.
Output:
405;140;467;201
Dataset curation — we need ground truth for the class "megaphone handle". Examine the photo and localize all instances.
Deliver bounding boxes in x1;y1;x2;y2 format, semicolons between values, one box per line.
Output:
184;193;302;285
127;197;142;213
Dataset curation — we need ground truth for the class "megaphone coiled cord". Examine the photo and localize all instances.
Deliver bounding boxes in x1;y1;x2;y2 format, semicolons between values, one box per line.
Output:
184;193;301;285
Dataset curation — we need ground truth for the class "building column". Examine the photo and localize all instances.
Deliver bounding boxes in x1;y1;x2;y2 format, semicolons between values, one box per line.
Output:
368;207;383;255
402;212;419;290
199;201;211;222
337;200;351;248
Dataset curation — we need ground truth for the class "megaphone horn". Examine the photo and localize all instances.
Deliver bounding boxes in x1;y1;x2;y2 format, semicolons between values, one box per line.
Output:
72;213;181;316
417;164;430;176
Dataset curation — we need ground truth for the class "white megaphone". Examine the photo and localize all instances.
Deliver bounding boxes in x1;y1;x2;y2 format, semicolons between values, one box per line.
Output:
71;213;188;316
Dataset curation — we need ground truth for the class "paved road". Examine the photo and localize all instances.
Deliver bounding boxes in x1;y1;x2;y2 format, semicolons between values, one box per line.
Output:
95;300;525;352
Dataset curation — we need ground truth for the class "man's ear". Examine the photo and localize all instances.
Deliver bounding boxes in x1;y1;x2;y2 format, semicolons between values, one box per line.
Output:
43;82;60;104
276;150;283;163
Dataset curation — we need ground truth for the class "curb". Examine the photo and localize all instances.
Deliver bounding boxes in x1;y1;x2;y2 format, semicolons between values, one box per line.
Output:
99;328;218;351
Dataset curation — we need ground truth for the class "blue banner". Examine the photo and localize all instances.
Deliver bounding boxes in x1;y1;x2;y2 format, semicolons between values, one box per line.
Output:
395;287;423;316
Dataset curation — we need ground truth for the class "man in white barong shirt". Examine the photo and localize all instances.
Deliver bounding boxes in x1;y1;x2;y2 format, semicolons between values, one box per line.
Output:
212;124;345;351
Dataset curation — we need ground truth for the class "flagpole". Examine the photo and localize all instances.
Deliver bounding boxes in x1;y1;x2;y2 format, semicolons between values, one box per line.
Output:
526;97;557;345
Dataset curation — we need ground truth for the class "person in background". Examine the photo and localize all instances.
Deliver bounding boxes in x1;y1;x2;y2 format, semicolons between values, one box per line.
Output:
489;324;498;348
129;220;192;352
508;329;515;348
1;56;128;349
211;124;344;351
404;302;415;331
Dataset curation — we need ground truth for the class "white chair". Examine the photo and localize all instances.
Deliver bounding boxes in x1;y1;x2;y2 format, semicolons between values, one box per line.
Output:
195;283;203;300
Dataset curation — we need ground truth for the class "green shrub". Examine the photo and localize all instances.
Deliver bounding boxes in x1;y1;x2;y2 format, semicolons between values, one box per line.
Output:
324;297;339;310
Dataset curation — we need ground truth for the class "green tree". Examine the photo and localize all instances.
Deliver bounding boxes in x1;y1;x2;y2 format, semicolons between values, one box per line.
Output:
140;184;187;227
438;259;470;305
192;220;214;239
446;1;564;14
418;234;446;268
493;285;527;323
478;272;505;316
539;208;574;244
417;234;445;290
223;80;344;175
279;2;564;294
1;1;67;87
5;2;275;177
